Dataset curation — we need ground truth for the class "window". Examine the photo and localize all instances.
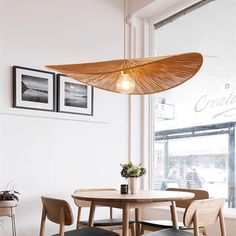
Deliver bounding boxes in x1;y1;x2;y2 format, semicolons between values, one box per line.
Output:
152;0;236;208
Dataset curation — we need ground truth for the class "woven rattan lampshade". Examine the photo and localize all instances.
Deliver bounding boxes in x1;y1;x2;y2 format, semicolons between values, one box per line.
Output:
46;52;203;95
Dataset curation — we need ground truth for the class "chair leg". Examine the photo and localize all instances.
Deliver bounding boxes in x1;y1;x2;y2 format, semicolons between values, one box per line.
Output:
140;224;144;235
219;208;227;236
130;223;135;236
39;206;47;236
201;226;207;236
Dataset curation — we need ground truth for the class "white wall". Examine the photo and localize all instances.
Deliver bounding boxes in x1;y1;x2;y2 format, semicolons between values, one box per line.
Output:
0;0;129;235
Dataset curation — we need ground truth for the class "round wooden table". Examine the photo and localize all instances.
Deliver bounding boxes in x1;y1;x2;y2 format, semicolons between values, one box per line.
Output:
72;190;194;236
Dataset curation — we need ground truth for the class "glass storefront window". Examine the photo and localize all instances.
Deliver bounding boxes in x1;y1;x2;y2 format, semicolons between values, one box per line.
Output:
153;0;236;208
154;134;228;197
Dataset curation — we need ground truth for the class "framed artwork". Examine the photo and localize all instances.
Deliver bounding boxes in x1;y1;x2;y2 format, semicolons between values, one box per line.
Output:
13;66;55;111
57;74;94;116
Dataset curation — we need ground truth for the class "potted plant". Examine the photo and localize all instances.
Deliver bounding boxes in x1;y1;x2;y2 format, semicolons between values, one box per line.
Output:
120;161;146;194
0;183;20;216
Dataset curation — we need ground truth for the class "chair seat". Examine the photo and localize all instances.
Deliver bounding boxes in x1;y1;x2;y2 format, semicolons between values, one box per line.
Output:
80;218;135;226
52;227;120;236
140;220;185;229
143;228;193;236
140;220;205;232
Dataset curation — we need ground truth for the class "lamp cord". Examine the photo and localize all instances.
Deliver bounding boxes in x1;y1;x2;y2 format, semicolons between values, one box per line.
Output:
123;0;126;60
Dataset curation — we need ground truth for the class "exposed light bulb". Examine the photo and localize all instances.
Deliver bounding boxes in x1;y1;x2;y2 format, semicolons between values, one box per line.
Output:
116;71;135;93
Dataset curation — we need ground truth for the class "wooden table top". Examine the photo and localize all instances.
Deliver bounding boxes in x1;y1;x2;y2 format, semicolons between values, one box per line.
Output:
72;190;194;203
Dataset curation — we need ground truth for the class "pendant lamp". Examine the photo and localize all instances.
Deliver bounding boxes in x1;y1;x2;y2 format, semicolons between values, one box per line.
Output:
46;1;203;95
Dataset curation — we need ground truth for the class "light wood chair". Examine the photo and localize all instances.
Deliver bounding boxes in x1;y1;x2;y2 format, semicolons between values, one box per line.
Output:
39;196;119;236
73;189;135;236
142;198;226;236
140;188;209;235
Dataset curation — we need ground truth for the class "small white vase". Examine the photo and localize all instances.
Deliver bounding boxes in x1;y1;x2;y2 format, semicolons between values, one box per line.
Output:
128;177;138;194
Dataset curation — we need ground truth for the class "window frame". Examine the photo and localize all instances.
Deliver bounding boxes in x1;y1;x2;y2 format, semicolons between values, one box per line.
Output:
140;0;236;211
154;122;236;208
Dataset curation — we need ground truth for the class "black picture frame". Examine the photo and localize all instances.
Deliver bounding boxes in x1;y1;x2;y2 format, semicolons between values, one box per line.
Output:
57;74;94;116
13;66;56;111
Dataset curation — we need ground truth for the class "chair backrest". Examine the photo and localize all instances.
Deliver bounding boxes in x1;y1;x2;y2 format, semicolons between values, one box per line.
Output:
183;198;226;236
73;188;116;224
167;188;209;208
74;188;116;208
40;196;74;236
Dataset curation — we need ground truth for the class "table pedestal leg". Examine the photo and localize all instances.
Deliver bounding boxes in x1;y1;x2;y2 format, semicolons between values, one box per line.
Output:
135;208;140;236
122;202;129;236
88;202;96;226
170;201;179;229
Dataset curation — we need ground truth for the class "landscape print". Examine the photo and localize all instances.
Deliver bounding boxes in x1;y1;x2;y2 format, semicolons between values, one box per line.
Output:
64;81;88;108
13;66;55;111
21;75;48;103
